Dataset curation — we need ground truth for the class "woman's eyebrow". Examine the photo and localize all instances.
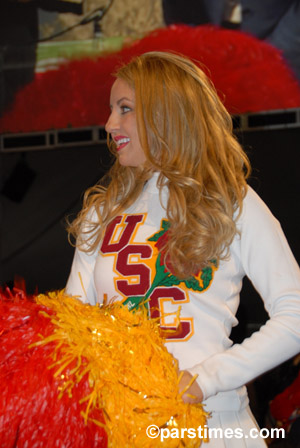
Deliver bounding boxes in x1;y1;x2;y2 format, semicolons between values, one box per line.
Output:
117;97;134;105
110;97;134;109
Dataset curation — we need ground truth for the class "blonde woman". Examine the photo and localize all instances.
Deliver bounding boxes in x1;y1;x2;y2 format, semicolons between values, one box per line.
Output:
66;52;300;446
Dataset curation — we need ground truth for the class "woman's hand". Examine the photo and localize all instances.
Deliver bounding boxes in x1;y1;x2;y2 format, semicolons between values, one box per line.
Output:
178;370;204;404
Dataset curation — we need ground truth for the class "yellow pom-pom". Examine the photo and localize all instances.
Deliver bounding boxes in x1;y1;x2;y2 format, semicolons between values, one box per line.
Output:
34;291;208;447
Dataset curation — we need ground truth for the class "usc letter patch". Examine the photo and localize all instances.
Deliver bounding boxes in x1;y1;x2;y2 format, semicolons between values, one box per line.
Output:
101;215;218;342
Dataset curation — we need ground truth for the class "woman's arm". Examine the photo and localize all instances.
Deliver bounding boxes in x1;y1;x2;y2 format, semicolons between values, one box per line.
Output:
187;187;300;400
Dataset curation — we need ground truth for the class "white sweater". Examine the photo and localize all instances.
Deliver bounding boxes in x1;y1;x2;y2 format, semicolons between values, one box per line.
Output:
66;174;300;412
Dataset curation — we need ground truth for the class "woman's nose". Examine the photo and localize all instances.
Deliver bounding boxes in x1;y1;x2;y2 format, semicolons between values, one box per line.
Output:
105;110;119;134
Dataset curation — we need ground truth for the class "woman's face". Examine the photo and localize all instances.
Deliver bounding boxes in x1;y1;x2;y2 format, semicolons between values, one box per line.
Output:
105;78;146;167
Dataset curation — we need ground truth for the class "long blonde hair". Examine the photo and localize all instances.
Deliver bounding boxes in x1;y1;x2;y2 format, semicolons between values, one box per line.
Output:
68;51;250;279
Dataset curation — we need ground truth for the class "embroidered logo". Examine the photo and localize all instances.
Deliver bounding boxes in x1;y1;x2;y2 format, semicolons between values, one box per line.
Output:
123;219;218;308
101;215;218;341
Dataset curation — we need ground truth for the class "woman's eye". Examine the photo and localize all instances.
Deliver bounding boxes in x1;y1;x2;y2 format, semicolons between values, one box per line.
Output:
120;105;131;114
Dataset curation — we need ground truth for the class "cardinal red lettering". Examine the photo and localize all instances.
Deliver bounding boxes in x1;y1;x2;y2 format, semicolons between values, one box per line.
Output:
101;215;144;253
149;287;193;341
116;245;152;296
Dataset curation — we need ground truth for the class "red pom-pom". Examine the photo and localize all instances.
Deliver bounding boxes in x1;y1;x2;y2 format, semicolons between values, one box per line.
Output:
269;370;300;430
0;25;299;133
0;288;107;448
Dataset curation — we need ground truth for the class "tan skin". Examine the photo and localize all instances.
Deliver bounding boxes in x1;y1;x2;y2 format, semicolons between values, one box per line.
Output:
178;371;204;404
105;79;147;168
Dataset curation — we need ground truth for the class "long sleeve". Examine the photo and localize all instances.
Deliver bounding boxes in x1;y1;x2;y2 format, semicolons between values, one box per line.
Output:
188;187;300;400
65;209;100;305
65;245;98;305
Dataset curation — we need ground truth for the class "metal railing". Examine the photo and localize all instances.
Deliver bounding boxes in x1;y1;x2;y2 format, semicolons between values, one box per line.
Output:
1;108;300;153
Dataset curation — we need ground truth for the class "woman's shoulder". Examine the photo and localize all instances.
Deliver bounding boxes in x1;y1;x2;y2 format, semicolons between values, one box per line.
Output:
238;185;281;230
77;205;101;248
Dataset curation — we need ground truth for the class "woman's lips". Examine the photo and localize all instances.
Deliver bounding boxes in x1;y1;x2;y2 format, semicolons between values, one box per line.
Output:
114;137;130;151
117;141;129;151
